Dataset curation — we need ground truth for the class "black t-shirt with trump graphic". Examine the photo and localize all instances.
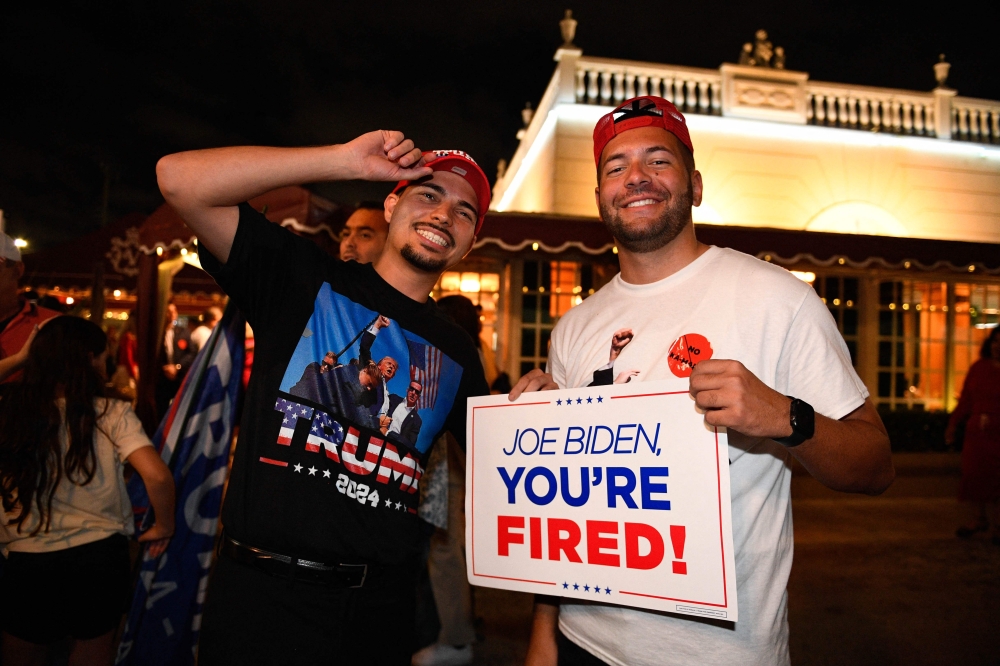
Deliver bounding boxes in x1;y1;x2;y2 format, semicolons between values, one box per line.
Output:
199;204;488;565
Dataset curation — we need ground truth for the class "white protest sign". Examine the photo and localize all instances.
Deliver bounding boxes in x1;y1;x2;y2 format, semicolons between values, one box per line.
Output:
466;378;738;621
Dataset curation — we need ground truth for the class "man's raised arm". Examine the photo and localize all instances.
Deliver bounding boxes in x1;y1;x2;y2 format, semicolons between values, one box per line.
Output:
155;131;431;263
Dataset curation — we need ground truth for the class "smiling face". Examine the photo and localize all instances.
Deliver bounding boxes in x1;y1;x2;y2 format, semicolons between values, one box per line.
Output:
382;170;479;274
595;126;703;254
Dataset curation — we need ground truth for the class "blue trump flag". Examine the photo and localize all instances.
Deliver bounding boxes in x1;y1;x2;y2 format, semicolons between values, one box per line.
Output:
117;304;245;665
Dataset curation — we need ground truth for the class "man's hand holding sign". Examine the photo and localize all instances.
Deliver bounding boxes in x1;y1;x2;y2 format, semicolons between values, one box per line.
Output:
471;377;737;617
482;95;893;666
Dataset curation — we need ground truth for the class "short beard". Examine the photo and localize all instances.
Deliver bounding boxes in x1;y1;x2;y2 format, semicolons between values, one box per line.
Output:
600;183;694;254
401;243;448;273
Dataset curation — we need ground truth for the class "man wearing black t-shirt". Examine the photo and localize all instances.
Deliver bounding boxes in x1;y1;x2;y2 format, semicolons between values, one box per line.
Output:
156;131;491;665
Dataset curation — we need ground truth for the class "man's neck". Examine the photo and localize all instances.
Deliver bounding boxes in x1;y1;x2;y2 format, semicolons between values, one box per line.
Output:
0;295;23;324
616;223;710;286
372;254;439;303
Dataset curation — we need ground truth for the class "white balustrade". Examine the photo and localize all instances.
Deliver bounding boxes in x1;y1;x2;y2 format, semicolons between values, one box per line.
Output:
569;56;998;144
952;98;1000;142
574;57;723;115
804;83;938;138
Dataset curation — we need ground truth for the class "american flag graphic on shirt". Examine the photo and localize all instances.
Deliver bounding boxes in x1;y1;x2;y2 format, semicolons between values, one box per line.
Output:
305;410;344;461
275;397;314;445
407;338;442;410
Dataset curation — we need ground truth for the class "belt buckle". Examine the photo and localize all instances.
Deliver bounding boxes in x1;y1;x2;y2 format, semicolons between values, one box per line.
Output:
345;563;367;589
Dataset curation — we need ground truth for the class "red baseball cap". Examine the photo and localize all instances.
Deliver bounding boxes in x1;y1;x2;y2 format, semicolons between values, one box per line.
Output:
393;150;492;234
593;96;694;167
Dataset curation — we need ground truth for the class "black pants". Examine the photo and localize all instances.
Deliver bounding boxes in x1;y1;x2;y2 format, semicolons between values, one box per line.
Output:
198;553;417;666
1;534;130;644
559;630;612;666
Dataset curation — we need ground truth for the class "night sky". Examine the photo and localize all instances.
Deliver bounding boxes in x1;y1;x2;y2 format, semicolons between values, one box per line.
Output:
2;0;997;250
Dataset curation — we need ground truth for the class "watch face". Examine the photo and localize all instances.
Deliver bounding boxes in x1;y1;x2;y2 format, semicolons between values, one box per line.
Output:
790;399;815;439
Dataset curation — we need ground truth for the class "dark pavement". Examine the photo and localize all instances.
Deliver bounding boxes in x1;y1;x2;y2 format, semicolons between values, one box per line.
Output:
472;453;1000;666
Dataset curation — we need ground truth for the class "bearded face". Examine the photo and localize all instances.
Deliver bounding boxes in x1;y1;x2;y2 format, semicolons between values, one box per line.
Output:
599;179;694;254
401;242;449;272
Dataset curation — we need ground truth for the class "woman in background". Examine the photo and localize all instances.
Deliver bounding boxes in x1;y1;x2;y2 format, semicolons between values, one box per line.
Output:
947;326;1000;544
0;316;176;666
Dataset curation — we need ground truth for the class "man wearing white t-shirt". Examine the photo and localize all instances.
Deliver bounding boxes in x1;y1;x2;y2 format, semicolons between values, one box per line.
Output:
511;96;895;666
382;380;423;448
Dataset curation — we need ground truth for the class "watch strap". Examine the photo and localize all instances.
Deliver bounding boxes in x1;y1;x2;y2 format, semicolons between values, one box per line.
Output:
774;397;815;448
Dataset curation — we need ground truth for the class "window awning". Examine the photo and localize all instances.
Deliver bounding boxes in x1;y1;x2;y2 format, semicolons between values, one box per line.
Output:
477;212;1000;275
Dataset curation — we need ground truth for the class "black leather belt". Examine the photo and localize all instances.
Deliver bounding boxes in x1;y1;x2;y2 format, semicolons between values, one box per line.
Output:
220;535;372;588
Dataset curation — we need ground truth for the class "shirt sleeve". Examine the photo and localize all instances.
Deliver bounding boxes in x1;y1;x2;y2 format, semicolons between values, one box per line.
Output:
546;326;567;387
105;401;154;463
774;288;869;421
197;203;326;331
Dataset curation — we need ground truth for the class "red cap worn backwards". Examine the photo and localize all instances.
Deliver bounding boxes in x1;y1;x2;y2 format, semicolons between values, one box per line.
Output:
393;150;492;234
592;96;694;168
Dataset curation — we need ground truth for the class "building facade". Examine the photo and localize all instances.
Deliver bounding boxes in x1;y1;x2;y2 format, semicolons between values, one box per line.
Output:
441;28;1000;414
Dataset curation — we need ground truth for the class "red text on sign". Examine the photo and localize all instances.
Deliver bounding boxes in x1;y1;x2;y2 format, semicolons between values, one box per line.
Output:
497;515;679;572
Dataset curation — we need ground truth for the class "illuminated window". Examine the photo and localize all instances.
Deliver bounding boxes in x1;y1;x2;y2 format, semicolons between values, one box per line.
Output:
876;281;948;411
813;275;859;367
433;269;502;352
519;261;593;376
952;283;1000;402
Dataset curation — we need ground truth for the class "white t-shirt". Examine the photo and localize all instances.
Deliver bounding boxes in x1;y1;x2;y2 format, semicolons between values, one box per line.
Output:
191;324;213;352
1;399;153;555
388;400;414;436
548;246;867;666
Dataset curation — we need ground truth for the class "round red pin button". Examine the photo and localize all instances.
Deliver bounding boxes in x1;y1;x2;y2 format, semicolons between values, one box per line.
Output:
667;333;713;378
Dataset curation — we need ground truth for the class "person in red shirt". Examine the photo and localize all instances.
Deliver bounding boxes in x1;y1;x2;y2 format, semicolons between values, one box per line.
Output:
0;232;59;384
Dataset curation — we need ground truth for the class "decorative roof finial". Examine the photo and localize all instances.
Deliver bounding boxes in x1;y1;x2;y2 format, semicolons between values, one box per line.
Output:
521;102;535;128
517;102;534;140
736;29;785;68
560;10;577;48
934;53;951;89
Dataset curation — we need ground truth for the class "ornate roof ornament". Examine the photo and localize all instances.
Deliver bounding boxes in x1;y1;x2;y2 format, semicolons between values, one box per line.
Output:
560;10;577;48
934;54;951;89
738;29;785;69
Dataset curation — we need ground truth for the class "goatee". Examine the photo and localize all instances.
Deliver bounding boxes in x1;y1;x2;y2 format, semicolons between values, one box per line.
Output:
401;244;447;273
600;183;694;254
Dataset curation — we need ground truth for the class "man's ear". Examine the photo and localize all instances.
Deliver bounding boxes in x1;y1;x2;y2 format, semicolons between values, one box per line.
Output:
459;234;477;262
594;187;603;221
15;261;25;280
690;171;704;207
383;192;399;224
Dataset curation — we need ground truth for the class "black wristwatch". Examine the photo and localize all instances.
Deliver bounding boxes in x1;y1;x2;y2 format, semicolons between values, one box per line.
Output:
774;397;815;448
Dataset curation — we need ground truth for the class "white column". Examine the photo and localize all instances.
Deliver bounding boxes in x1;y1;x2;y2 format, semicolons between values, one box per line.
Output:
624;73;636;99
636;74;648;97
587;70;599;102
613;72;625;102
933;87;955;139
697;81;708;113
600;71;612;103
554;47;582;105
